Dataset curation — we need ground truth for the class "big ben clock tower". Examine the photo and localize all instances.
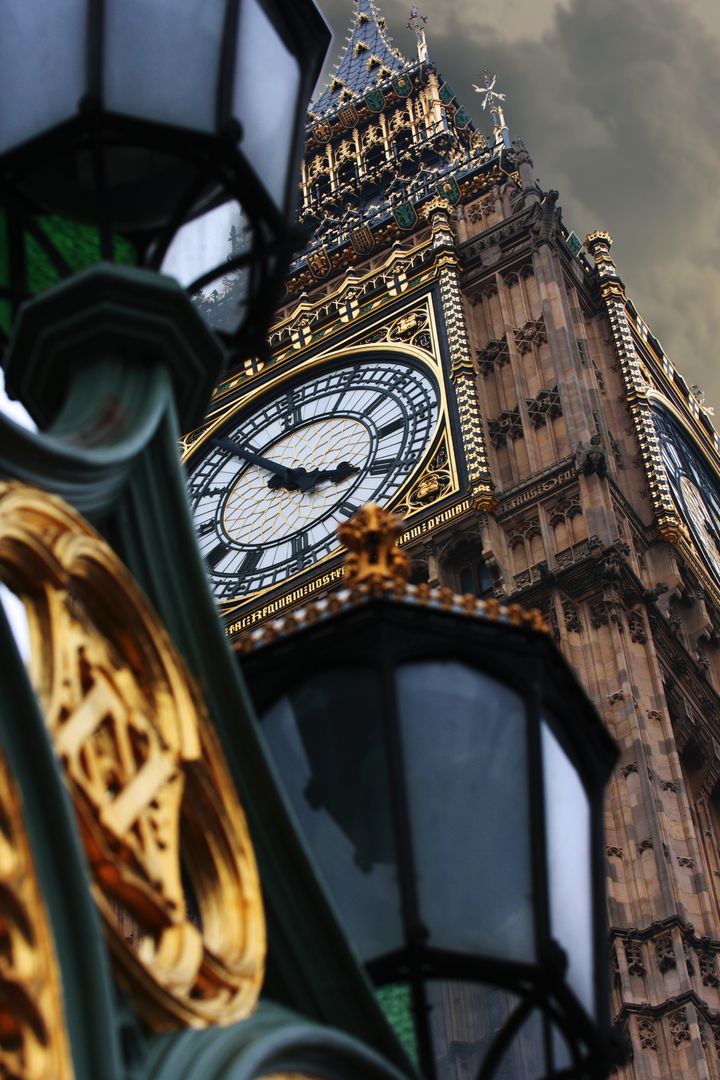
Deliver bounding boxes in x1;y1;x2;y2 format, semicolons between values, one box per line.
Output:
182;2;720;1076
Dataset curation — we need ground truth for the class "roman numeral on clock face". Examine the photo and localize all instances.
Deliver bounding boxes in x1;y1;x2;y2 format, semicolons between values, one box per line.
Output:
337;500;360;518
205;542;228;569
292;534;311;568
369;457;395;476
378;417;405;439
240;549;262;573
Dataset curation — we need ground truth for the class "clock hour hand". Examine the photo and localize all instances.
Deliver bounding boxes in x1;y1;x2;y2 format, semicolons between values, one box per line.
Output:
267;460;361;493
210;436;304;491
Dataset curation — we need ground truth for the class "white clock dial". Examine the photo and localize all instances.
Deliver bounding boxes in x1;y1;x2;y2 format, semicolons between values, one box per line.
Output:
186;357;441;599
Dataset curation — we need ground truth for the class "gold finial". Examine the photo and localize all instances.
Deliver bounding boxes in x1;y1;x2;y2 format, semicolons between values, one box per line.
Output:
338;503;410;585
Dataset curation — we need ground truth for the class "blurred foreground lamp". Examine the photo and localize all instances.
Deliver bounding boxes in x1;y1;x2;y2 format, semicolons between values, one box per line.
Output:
0;0;329;362
241;506;621;1080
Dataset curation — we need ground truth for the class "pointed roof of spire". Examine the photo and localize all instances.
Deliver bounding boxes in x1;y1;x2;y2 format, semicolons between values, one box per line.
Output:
310;0;411;120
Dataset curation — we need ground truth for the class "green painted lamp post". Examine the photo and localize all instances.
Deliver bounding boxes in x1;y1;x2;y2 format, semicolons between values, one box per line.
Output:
0;3;419;1079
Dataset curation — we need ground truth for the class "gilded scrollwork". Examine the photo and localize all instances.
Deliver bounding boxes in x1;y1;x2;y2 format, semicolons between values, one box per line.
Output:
0;749;74;1078
0;483;265;1029
363;300;433;353
395;437;453;516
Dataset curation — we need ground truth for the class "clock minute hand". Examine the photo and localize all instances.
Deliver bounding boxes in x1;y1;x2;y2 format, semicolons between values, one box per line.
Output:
210;436;302;491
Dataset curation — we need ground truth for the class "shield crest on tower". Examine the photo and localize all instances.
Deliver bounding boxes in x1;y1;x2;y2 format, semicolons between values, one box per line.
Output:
312;120;333;144
307;248;331;279
392;74;413;98
439;82;455;105
454;107;471;130
393;202;418;231
365;88;385;112
436;175;461;206
350;225;374;254
339;104;359;129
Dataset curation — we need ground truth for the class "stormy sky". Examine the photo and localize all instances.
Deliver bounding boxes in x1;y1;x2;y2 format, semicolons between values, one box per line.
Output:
316;0;720;412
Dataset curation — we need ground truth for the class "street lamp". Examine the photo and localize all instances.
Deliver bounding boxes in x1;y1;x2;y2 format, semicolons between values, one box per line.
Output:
0;0;329;364
240;506;620;1080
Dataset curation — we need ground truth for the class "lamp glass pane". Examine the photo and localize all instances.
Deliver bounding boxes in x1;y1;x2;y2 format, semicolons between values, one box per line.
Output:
541;716;594;1016
427;982;532;1079
490;1010;548;1080
0;0;85;154
261;668;403;962
104;0;224;132
25;215;136;298
551;1025;574;1072
233;0;301;210
161;200;250;333
395;661;534;962
375;984;419;1069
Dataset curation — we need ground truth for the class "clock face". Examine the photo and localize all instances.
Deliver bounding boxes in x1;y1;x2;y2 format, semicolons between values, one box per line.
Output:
186;356;441;600
654;403;720;580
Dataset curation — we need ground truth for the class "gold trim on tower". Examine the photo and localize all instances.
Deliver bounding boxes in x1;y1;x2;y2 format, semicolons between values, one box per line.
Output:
0;483;265;1029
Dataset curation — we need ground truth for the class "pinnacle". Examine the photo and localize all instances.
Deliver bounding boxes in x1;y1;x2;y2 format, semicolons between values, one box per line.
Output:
311;0;412;120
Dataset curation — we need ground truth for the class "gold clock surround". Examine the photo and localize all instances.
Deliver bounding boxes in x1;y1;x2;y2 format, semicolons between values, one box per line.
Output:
186;295;466;637
0;483;265;1029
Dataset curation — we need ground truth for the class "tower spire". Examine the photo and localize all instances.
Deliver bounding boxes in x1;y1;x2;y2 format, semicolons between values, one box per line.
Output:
407;6;429;63
473;68;511;149
310;0;412;120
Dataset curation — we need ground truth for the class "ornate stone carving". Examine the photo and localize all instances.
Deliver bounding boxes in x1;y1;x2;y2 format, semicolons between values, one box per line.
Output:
511;137;532;165
0;751;73;1078
489;406;523;446
477;336;510;375
699;947;720;988
513;317;547;355
527;386;562;428
0;483;265;1028
625;939;645;976
637;1018;657;1051
655;931;676;973
586;601;606;631
575;434;608;479
562;598;583;634
628;610;647;644
668;1007;691;1047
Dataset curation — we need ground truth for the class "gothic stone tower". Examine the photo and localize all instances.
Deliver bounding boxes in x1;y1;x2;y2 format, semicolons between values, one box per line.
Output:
183;2;720;1076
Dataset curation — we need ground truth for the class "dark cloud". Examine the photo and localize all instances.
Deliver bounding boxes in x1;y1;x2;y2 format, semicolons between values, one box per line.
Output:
316;0;720;410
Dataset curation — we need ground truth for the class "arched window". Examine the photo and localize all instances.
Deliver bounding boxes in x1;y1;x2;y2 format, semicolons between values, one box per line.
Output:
441;540;494;596
409;560;429;586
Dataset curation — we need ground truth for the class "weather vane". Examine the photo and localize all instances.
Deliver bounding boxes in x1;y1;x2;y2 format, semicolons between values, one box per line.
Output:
473;69;510;148
407;6;428;62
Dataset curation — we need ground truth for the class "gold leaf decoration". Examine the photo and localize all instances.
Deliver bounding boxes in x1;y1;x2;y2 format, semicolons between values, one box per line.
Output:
0;750;74;1078
0;483;265;1029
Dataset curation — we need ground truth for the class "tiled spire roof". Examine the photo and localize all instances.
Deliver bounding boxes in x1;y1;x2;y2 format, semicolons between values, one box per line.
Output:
310;0;411;120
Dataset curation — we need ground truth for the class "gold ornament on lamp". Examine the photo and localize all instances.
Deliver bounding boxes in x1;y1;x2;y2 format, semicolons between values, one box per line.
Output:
0;483;265;1029
0;750;74;1079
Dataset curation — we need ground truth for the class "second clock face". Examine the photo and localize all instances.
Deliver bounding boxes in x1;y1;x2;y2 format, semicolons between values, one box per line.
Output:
654;403;720;581
186;356;441;600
